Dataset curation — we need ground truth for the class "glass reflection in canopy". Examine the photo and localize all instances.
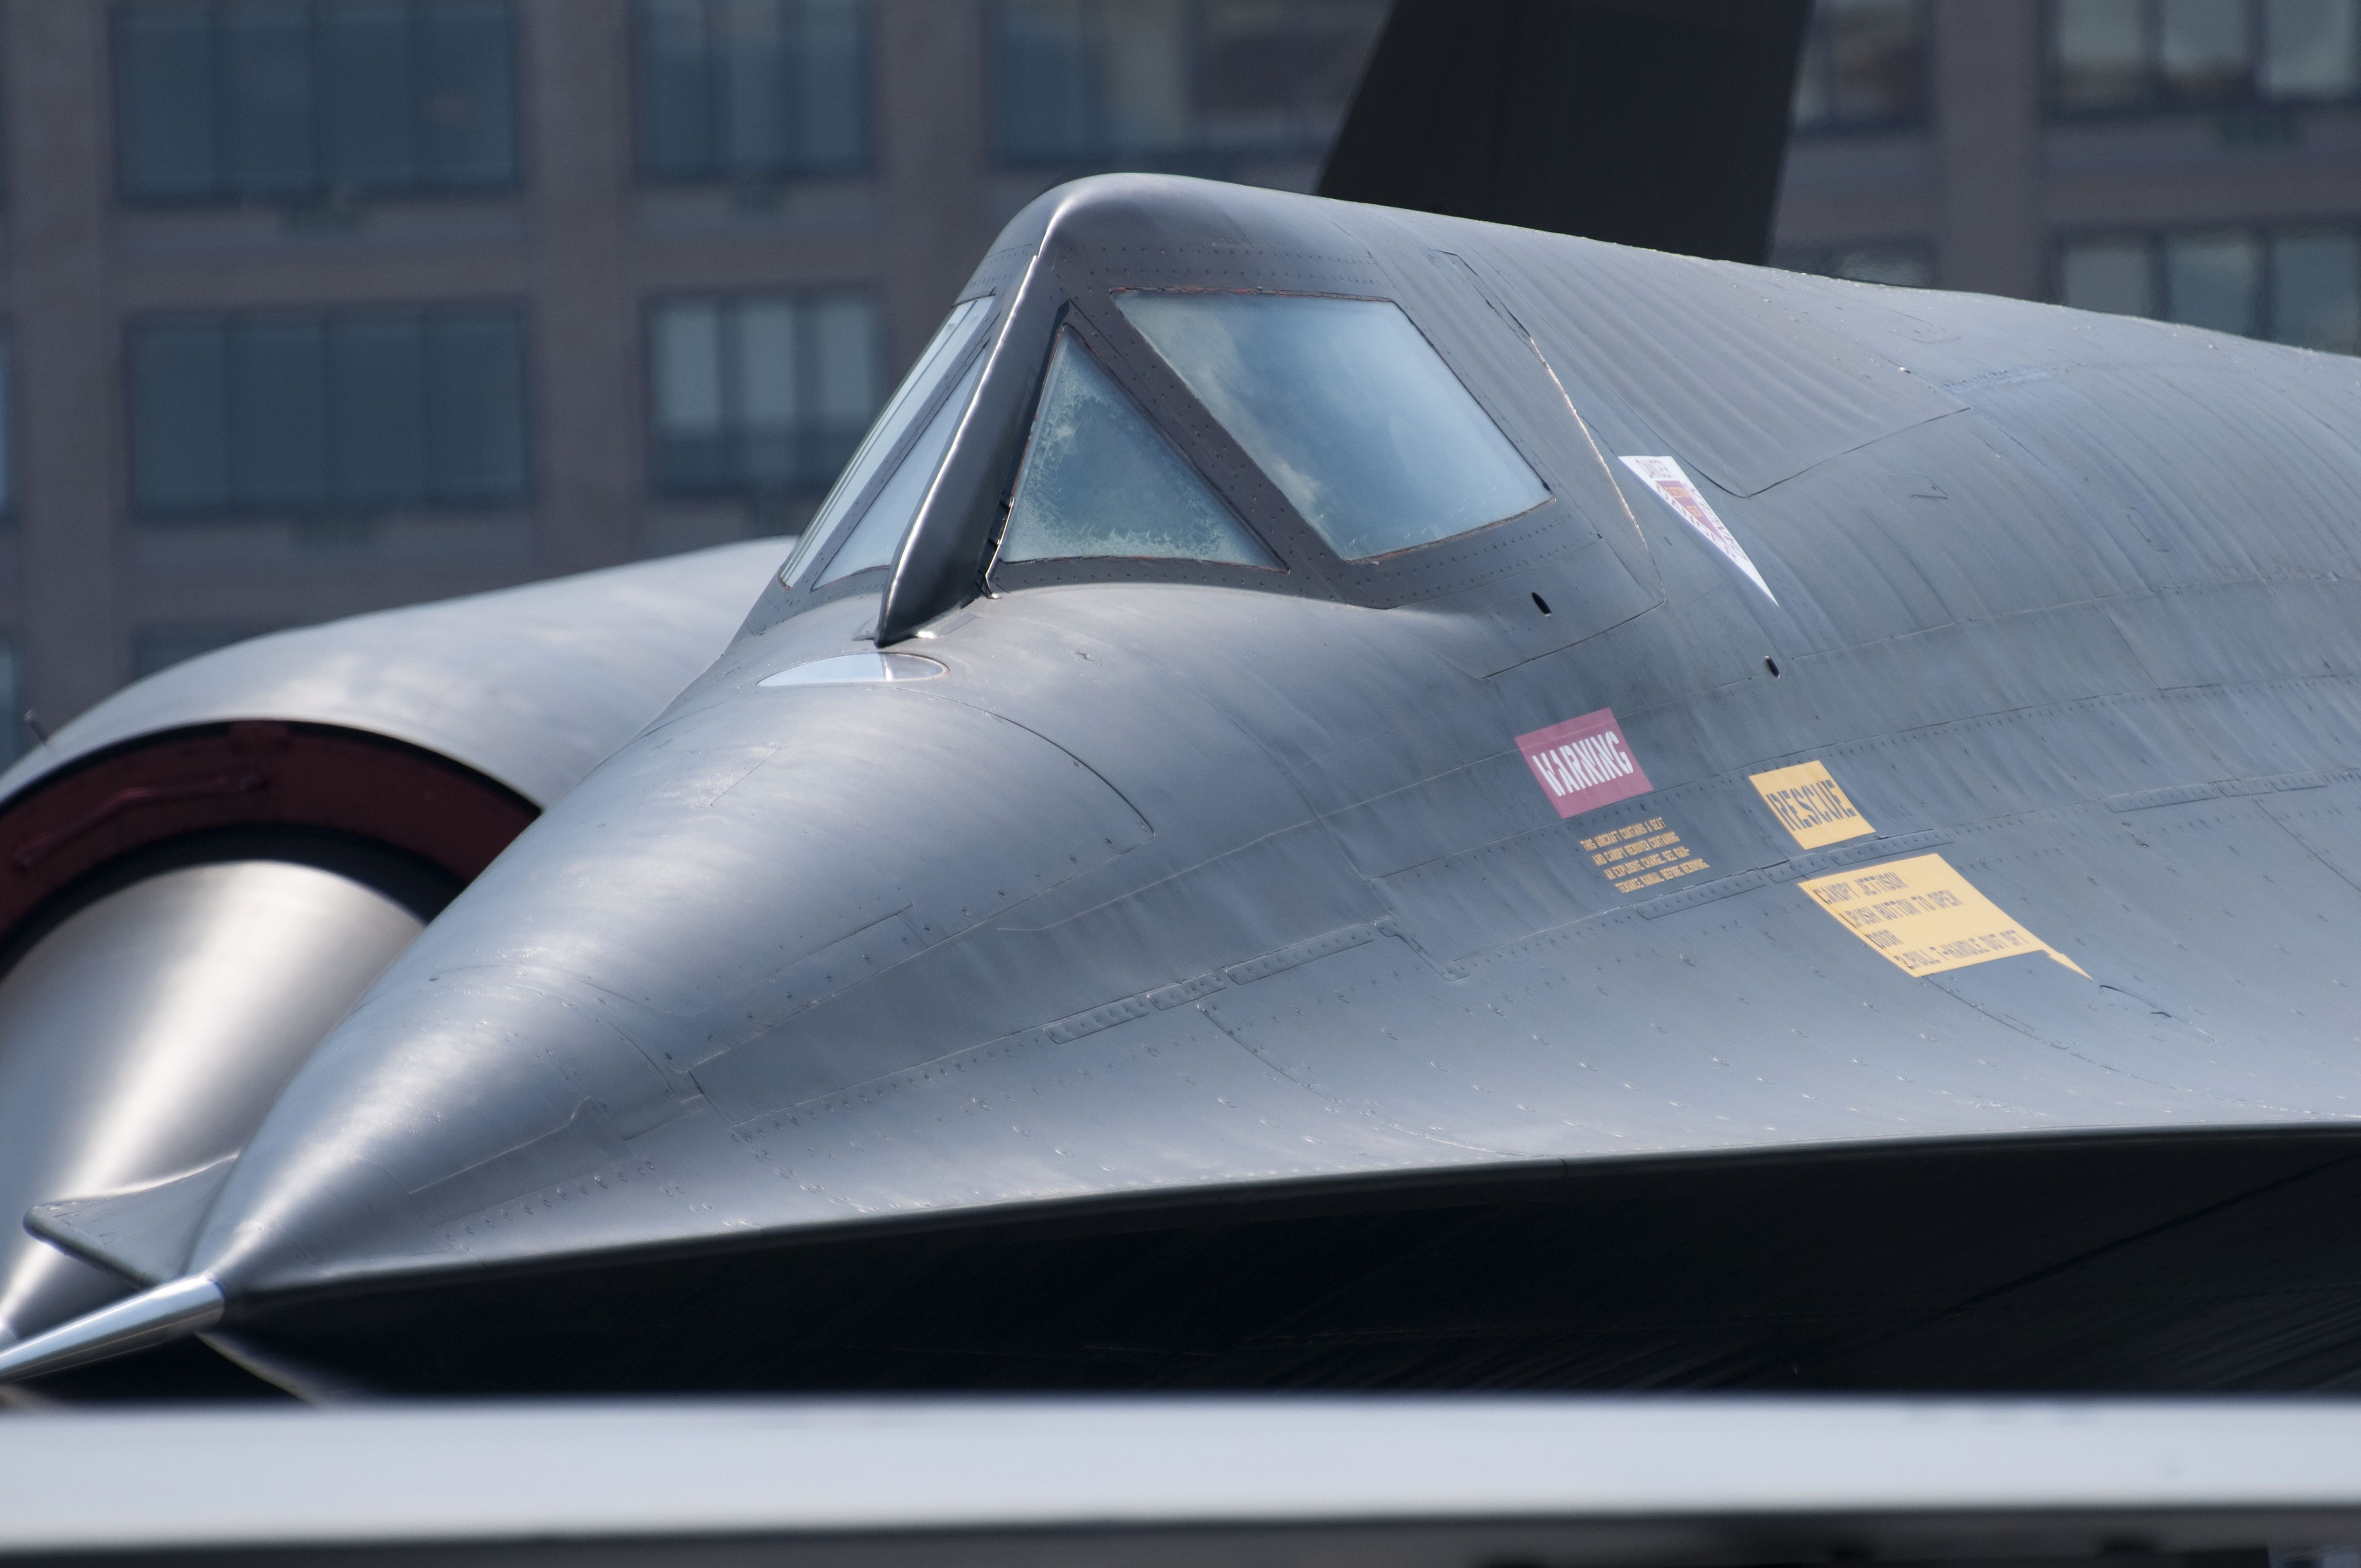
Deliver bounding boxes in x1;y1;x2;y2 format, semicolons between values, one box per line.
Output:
1116;291;1548;561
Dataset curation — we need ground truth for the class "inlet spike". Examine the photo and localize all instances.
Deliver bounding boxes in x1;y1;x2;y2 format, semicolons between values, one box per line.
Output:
0;1275;221;1384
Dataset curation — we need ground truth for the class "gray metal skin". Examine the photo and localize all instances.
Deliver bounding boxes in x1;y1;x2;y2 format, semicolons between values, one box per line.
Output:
23;174;2361;1393
0;540;785;1362
0;538;794;812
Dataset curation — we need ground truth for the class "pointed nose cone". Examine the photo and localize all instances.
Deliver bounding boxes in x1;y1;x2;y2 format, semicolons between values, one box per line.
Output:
178;615;1157;1310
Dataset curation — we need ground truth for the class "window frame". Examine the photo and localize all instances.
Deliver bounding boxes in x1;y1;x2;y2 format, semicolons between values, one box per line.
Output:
777;254;1580;628
2051;219;2361;352
981;0;1388;179
1789;0;1935;138
2044;0;2361;119
110;0;525;209
629;0;875;189
642;285;885;504
123;300;537;520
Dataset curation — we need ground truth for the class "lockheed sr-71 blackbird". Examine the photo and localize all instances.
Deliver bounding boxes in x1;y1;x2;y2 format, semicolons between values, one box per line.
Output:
4;167;2361;1398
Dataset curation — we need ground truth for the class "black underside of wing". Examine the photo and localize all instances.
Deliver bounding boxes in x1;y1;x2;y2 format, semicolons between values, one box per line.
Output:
215;1126;2361;1397
1318;0;1812;264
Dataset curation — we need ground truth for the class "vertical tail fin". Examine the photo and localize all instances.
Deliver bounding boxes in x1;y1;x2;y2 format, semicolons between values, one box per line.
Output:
1319;0;1812;264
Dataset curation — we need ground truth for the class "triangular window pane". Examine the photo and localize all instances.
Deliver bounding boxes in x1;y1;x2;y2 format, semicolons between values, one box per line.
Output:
999;332;1277;568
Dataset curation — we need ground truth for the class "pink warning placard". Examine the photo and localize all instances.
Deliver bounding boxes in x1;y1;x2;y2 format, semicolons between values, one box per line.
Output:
1517;707;1653;820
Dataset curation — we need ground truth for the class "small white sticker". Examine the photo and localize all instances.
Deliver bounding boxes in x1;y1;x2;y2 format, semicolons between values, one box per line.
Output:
1619;456;1776;603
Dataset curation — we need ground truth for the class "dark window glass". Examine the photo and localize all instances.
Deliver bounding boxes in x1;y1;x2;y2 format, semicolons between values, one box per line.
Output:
119;4;222;198
2055;0;2147;106
985;0;1388;174
2050;0;2361;111
426;309;530;503
634;0;868;183
226;2;315;193
418;0;518;184
114;0;520;203
2266;0;2361;92
640;0;714;175
131;321;233;509
231;316;329;505
2161;0;2256;100
2165;229;2263;333
1792;0;1930;132
323;3;418;187
128;305;531;514
648;291;881;499
2271;230;2361;350
992;0;1094;162
2059;235;2157;315
330;314;426;504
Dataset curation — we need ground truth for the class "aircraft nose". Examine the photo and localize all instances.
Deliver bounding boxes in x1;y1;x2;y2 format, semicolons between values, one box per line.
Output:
164;649;1155;1299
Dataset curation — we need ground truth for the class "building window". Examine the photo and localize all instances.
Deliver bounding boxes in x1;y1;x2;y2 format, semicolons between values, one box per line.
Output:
128;305;532;515
115;0;520;205
648;292;880;498
2059;226;2361;352
2050;0;2361;114
1791;0;1932;133
636;0;868;183
986;0;1388;174
1774;240;1936;287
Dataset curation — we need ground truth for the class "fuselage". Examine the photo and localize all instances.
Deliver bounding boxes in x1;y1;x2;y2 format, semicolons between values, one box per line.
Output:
26;174;2361;1396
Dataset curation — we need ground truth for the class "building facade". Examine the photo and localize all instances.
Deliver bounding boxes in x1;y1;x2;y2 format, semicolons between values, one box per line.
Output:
0;0;2350;745
1776;0;2361;350
0;0;1388;744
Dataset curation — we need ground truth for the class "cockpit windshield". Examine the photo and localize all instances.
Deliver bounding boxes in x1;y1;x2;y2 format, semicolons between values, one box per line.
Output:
781;294;995;586
1115;292;1549;560
996;331;1276;569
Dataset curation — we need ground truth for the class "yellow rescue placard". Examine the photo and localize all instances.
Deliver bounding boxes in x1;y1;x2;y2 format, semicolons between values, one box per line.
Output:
1798;853;2087;977
1751;759;1873;849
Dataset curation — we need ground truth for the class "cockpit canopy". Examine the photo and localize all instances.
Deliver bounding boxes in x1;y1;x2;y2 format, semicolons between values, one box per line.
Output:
1113;291;1547;562
767;175;1571;637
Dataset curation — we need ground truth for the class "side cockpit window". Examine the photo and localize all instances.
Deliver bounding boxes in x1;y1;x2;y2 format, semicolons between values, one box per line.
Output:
997;331;1276;569
782;293;995;587
820;349;988;583
1115;292;1549;560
